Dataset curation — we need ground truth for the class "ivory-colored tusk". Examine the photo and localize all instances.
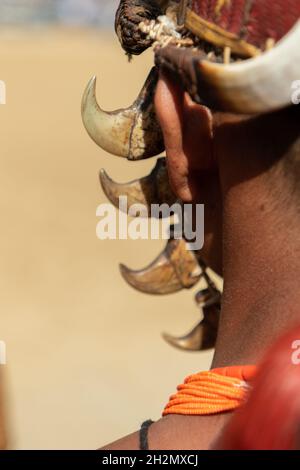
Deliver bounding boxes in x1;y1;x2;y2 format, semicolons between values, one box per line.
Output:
195;21;300;113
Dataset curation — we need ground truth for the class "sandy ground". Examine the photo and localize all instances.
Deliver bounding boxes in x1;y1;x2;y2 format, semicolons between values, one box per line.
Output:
0;28;214;449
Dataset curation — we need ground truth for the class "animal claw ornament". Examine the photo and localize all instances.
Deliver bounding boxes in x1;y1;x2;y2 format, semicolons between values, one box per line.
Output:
83;0;300;351
120;237;202;295
100;158;177;217
163;272;222;351
81;67;164;160
162;302;220;351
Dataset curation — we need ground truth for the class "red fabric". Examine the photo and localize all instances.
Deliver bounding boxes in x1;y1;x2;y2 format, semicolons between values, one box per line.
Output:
191;0;300;48
216;325;300;450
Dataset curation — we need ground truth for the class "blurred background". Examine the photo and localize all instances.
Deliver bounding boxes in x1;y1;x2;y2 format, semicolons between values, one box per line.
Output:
0;0;116;26
0;0;214;449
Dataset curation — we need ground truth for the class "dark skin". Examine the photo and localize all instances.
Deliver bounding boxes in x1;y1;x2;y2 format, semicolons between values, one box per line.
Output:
102;73;300;450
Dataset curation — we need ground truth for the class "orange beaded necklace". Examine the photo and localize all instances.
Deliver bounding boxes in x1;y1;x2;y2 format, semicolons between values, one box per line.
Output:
163;366;257;416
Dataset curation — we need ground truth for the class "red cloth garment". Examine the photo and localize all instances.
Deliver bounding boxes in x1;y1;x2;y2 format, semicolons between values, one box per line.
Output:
191;0;300;48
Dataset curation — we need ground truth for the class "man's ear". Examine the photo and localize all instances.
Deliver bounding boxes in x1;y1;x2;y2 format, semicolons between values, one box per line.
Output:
155;73;193;201
155;72;216;201
154;72;184;155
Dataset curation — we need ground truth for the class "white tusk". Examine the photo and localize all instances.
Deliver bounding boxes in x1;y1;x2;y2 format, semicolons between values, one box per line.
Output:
196;21;300;114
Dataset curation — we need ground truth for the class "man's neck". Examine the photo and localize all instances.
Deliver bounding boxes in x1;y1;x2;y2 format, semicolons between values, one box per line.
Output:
212;131;300;367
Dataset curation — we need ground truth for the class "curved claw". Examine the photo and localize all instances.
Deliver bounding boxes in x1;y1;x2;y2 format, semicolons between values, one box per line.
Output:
81;67;164;160
100;158;177;217
120;238;201;295
120;256;182;295
163;303;220;351
163;322;207;352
